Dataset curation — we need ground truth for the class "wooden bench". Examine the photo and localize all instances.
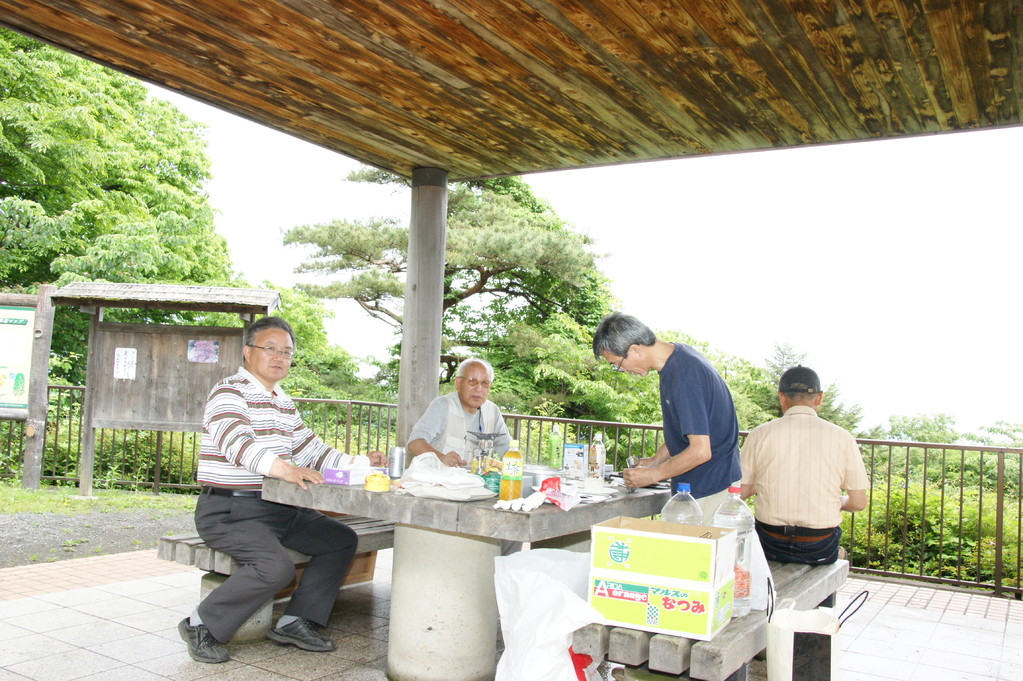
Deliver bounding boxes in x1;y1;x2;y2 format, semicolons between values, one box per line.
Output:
158;514;395;641
572;559;849;681
157;515;396;578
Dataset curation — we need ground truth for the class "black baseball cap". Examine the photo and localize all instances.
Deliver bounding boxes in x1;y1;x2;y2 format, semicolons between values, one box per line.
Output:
778;366;820;394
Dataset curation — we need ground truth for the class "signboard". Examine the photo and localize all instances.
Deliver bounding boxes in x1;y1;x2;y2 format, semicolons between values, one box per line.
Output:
91;323;242;431
0;306;35;409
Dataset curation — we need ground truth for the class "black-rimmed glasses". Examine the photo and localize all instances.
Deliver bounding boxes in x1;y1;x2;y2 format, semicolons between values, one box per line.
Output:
611;352;628;372
248;344;294;359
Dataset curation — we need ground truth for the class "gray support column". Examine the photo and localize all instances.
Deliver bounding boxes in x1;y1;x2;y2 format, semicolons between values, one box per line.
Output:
21;284;56;489
396;167;448;447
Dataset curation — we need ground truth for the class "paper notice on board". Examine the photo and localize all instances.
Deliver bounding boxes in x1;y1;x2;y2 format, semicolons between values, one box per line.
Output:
113;347;137;380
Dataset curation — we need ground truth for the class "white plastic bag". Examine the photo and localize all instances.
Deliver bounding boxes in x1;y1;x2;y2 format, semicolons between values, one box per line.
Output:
395;452;495;500
749;536;774;611
766;599;840;681
494;549;602;681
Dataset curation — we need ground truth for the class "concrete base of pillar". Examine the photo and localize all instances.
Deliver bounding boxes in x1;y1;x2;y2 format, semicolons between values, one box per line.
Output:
387;524;500;681
199;573;273;642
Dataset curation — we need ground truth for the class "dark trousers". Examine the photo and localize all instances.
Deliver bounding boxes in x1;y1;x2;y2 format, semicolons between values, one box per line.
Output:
755;525;841;566
194;494;358;643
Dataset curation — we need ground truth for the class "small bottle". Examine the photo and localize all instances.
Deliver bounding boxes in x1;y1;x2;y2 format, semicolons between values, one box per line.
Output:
660;482;702;524
546;425;563;469
499;439;523;501
587;432;606;483
712;486;755;617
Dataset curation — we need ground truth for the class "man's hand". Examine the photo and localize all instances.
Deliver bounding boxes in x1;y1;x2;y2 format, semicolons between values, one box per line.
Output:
367;451;386;467
623;465;664;489
440;451;466;467
276;458;323;490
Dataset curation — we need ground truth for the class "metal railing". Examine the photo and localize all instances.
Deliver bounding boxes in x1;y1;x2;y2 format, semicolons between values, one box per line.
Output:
2;386;1021;596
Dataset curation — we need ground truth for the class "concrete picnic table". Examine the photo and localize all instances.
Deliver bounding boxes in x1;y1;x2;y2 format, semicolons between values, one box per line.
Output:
262;479;669;681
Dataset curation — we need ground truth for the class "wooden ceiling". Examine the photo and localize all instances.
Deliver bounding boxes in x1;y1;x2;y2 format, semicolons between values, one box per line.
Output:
1;1;1019;181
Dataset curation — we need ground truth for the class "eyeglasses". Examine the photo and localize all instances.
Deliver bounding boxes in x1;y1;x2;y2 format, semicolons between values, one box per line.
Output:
611;352;628;372
248;344;294;359
460;377;492;389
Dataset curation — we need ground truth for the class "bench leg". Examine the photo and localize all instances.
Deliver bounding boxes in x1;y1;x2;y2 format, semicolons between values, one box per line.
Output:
722;663;749;681
819;592;836;608
200;573;273;643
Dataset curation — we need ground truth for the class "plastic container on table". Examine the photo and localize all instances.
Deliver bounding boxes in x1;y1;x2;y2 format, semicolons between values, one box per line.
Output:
660;482;702;524
712;485;755;617
499;439;523;501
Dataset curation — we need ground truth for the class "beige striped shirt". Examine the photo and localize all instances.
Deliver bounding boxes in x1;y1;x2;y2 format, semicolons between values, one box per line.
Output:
740;405;869;528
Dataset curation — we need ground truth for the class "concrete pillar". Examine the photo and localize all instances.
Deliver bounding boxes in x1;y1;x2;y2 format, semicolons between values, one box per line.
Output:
396;168;448;451
387;524;500;681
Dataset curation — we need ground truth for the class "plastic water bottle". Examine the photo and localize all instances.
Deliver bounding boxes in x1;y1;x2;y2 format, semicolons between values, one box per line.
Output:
660;482;703;524
587;432;606;483
499;439;523;501
546;425;563;469
712;486;755;617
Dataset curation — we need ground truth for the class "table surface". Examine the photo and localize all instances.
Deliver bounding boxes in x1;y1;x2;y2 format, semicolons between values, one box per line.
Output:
261;479;670;542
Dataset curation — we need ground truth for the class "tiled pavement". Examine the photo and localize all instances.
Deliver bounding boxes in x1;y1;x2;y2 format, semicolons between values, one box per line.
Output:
1;549;1022;680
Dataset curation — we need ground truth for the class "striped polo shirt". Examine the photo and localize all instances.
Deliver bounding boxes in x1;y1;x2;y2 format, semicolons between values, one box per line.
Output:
197;368;355;489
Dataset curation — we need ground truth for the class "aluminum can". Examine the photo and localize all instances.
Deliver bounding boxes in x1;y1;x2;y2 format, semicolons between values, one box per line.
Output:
387;446;406;478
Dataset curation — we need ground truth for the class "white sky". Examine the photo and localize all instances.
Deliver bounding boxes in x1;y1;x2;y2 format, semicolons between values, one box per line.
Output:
152;86;1023;435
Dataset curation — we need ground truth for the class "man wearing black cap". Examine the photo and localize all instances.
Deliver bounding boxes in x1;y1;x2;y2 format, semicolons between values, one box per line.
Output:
739;366;869;564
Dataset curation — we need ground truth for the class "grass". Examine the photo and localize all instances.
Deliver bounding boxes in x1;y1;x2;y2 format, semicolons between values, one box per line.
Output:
0;479;197;515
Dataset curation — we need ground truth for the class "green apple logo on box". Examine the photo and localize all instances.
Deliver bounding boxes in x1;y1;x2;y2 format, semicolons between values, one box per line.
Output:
608;540;630;563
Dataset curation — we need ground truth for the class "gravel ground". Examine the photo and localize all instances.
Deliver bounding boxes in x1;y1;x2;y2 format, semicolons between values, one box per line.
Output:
0;508;197;569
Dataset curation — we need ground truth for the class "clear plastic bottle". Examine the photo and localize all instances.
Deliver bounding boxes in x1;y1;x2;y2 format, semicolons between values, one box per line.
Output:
712;485;755;617
587;432;606;483
546;425;563;469
660;482;703;524
499;439;523;501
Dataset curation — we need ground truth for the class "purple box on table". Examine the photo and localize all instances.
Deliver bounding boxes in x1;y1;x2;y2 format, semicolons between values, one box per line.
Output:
322;467;386;486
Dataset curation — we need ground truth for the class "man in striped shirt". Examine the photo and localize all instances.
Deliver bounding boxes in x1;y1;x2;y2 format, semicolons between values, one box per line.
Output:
179;316;385;663
740;366;869;565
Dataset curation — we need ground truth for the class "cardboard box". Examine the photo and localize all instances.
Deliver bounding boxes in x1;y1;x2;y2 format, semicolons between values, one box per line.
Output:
562;443;586;480
589;574;734;639
588;516;737;639
322;467;385;486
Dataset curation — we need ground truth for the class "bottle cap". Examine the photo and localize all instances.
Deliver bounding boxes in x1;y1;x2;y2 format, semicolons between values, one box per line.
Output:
728;485;741;493
508;439;519;449
678;482;691;493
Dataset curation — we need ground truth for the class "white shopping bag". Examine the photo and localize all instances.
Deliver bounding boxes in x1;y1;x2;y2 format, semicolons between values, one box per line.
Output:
749;535;774;611
494;549;602;681
766;591;867;681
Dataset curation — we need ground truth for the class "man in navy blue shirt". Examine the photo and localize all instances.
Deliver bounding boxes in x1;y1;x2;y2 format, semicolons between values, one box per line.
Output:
592;312;740;522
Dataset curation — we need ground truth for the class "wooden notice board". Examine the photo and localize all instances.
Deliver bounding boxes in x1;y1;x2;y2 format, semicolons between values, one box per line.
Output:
90;322;243;432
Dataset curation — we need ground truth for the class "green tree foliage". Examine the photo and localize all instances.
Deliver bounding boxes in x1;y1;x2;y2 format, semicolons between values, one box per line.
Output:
272;287;388;401
1;29;234;381
979;421;1023;447
1;29;230;287
283;168;610;380
847;480;1017;587
484;314;661;422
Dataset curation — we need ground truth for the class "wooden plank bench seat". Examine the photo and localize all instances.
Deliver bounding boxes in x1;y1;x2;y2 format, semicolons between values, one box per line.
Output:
158;514;396;642
157;515;396;576
572;559;849;681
